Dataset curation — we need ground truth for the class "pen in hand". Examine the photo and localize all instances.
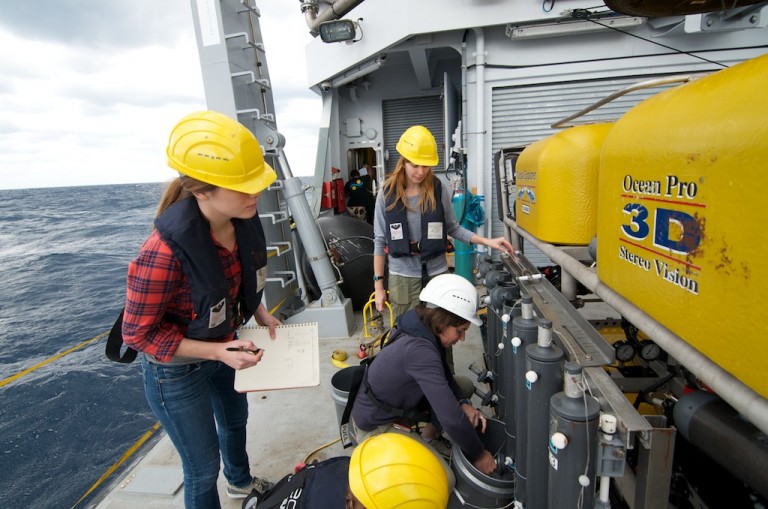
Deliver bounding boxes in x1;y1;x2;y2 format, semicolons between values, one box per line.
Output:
226;347;263;355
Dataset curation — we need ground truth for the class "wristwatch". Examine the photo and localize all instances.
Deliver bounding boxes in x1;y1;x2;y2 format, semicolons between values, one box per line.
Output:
372;275;385;282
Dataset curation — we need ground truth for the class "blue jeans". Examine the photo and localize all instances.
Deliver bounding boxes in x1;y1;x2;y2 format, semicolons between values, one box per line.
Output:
141;356;251;509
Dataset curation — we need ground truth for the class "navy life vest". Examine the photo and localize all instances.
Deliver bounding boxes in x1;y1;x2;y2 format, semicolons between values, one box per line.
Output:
384;176;446;260
106;197;267;363
154;197;267;339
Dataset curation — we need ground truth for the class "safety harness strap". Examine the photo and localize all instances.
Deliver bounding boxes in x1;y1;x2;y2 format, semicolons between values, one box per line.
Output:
339;363;368;448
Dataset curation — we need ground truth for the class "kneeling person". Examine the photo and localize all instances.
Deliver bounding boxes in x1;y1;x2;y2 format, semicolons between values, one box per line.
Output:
351;273;497;475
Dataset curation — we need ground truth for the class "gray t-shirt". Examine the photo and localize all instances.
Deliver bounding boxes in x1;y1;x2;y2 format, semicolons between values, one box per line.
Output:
373;183;475;278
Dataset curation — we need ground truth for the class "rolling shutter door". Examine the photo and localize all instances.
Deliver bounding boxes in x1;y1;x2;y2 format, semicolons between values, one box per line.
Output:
383;96;444;174
490;74;683;267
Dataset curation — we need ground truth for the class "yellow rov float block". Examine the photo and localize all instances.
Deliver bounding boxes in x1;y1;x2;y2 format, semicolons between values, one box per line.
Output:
597;54;768;399
515;123;614;245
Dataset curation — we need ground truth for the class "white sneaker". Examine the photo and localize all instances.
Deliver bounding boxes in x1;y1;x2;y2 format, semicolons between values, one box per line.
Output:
227;476;273;499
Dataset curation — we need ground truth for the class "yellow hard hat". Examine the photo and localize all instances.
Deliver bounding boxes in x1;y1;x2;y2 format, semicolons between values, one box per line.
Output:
166;110;277;194
396;125;439;167
349;433;449;509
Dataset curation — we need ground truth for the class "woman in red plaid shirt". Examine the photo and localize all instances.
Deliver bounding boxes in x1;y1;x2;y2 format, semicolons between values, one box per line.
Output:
122;111;281;507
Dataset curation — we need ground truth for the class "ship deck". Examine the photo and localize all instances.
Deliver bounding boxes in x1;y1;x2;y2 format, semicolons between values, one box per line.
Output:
93;308;489;508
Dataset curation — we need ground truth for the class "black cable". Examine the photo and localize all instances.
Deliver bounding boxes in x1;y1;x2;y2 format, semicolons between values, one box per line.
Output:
468;43;768;71
620;316;639;345
633;369;676;409
542;0;555;13
570;8;729;68
354;18;364;43
335;253;374;266
329;235;374;243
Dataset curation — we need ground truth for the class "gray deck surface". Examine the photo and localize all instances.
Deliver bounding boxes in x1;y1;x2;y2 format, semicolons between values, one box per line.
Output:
94;309;488;508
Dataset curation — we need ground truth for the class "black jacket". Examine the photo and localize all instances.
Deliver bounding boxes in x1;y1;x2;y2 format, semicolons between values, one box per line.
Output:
242;456;350;509
352;310;485;460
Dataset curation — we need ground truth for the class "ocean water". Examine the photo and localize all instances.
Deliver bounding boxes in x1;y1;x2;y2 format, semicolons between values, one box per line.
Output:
0;183;166;508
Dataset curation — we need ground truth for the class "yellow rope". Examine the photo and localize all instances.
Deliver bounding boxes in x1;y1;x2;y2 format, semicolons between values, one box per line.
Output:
6;299;290;506
0;331;108;389
0;295;290;390
69;422;162;509
0;296;294;508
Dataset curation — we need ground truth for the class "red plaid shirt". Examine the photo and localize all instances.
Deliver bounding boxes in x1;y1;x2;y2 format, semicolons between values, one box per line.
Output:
122;229;242;362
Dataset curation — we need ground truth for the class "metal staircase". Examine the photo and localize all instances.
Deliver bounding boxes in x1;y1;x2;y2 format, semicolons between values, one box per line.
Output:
188;0;354;337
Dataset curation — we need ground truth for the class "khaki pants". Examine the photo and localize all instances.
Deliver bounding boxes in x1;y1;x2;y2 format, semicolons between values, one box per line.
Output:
387;273;425;319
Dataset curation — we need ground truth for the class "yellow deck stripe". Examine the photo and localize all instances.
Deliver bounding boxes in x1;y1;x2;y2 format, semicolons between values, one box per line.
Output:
9;299;290;506
0;332;108;388
70;422;162;509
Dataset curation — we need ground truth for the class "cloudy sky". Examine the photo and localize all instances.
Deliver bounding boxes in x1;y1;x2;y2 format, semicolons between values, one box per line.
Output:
0;0;321;190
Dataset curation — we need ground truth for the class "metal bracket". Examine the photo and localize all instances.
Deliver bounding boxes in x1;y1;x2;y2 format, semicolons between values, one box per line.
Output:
231;72;270;89
237;107;263;118
224;32;262;50
612;415;675;509
231;71;256;84
266;271;296;288
235;108;280;147
509;262;615;366
260;211;290;224
237;0;260;15
267;241;292;258
700;5;764;31
597;433;627;477
585;367;653;448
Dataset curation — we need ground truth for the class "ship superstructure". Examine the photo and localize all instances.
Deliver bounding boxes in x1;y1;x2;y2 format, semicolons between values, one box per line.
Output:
94;1;768;507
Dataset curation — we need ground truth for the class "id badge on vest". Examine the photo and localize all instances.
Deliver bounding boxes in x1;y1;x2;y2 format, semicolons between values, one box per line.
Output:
427;222;443;239
389;223;404;241
209;298;227;329
257;266;267;293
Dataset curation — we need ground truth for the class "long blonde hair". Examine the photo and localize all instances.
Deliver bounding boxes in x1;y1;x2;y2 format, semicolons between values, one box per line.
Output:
382;156;437;213
155;176;216;218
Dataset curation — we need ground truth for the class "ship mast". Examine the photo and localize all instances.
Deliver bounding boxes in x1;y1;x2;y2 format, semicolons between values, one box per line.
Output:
188;0;355;337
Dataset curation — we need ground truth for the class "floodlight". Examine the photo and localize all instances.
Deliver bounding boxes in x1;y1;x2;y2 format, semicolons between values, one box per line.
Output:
319;19;357;43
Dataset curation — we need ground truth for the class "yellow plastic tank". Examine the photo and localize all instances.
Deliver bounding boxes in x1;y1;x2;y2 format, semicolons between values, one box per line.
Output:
515;123;613;245
597;54;768;398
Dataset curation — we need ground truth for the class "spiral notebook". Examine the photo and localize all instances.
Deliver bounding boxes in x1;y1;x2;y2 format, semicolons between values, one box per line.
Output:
233;322;320;392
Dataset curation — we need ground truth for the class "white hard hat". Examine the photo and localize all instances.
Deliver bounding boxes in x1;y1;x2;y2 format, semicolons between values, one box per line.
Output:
419;273;482;325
